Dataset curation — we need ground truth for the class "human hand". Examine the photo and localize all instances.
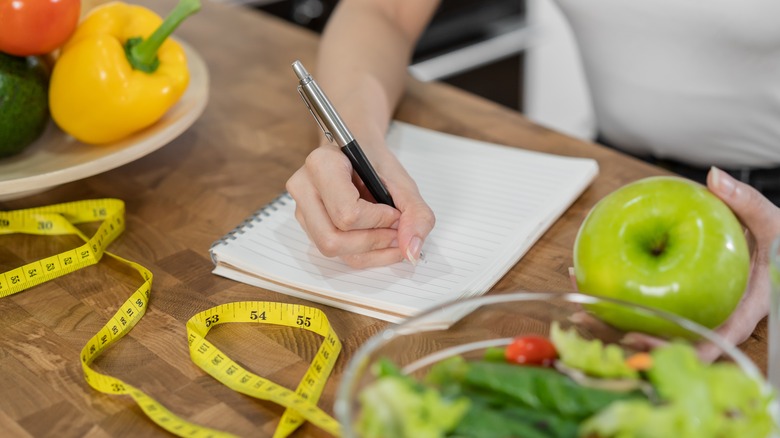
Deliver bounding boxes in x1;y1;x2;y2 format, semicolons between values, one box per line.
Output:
569;167;779;361
286;140;435;268
693;166;780;360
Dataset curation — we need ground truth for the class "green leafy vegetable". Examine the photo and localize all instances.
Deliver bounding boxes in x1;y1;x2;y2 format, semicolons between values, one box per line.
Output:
550;321;638;379
579;343;777;438
355;333;778;438
451;403;573;438
427;357;641;421
355;359;470;438
483;346;506;362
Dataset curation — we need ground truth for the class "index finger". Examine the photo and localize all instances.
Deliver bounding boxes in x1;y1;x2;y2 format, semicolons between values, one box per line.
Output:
306;146;399;231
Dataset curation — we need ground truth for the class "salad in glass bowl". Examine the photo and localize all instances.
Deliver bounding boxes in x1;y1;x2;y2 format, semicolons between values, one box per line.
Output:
334;292;779;438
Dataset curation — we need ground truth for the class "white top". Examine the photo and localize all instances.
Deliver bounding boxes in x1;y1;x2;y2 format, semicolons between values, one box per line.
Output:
555;0;780;168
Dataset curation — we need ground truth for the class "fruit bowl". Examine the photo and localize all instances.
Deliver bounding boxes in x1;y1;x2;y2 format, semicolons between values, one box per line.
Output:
0;39;208;201
335;292;779;437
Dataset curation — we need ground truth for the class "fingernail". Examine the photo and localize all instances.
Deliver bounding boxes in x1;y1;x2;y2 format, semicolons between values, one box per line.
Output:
390;220;399;230
568;267;575;278
390;239;398;248
711;166;736;197
406;236;423;266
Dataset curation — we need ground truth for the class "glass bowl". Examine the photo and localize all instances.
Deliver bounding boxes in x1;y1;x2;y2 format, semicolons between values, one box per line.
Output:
335;291;779;437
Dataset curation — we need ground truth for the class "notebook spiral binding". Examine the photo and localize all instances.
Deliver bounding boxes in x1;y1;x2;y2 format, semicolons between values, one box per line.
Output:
209;192;293;263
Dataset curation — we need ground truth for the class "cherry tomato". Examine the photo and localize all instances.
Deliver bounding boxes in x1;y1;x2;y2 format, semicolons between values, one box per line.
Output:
0;0;81;56
504;335;557;366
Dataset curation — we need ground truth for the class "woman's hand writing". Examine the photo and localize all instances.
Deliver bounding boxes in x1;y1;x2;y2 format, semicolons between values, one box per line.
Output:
286;138;435;268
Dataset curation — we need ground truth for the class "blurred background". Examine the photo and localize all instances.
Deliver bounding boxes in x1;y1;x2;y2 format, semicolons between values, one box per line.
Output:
80;0;595;142
238;0;596;141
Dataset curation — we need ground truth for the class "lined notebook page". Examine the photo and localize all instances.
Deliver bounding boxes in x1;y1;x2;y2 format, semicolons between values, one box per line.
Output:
211;122;599;323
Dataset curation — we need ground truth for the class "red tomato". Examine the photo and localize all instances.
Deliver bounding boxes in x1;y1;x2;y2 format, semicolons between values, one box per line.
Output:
505;335;557;366
0;0;81;56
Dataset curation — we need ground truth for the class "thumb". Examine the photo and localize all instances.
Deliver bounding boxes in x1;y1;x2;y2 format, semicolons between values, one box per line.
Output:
707;167;780;238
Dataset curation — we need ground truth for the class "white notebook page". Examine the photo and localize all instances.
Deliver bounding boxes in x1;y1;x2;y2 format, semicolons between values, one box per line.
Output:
211;122;599;322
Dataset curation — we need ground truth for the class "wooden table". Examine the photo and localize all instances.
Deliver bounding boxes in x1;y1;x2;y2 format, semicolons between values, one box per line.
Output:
0;1;768;436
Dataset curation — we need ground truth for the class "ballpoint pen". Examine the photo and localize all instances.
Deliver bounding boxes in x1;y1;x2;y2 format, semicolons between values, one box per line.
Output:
291;60;396;208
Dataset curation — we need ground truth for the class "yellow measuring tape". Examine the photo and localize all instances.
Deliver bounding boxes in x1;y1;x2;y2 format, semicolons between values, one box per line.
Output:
0;199;342;437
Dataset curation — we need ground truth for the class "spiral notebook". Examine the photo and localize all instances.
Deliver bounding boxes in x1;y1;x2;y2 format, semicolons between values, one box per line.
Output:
210;122;599;323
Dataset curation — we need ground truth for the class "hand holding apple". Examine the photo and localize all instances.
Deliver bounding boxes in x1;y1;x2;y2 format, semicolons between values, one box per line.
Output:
698;167;780;360
573;175;751;337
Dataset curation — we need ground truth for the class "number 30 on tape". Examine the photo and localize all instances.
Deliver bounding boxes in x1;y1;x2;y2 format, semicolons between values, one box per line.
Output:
0;200;342;437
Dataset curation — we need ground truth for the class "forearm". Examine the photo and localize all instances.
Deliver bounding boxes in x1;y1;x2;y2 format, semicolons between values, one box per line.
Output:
314;0;439;156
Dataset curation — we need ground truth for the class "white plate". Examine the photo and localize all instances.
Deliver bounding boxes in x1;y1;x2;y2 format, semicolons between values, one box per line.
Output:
0;39;209;201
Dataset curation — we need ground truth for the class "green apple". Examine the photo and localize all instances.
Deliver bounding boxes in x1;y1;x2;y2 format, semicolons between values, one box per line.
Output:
573;176;750;337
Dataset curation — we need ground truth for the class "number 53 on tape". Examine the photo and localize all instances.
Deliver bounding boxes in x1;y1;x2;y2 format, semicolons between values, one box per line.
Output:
1;199;343;437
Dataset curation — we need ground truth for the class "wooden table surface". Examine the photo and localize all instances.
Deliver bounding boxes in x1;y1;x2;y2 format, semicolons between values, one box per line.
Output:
0;0;769;437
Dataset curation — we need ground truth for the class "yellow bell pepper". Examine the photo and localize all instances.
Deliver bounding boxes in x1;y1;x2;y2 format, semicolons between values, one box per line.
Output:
50;0;200;144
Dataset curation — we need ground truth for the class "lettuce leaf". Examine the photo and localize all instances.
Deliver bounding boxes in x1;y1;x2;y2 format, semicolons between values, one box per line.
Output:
356;359;470;438
550;321;638;379
578;343;778;438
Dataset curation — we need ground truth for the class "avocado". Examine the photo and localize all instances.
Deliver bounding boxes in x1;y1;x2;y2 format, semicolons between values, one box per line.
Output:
0;52;50;158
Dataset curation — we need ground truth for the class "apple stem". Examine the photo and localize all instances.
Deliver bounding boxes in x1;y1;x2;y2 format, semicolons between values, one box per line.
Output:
650;234;668;256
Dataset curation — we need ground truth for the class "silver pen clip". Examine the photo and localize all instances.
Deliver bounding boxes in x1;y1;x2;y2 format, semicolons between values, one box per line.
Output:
297;85;334;143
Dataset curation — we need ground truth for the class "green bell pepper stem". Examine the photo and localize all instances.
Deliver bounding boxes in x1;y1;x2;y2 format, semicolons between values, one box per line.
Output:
126;0;201;73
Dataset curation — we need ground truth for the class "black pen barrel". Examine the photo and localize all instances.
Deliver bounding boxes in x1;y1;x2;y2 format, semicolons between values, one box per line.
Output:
341;140;396;208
